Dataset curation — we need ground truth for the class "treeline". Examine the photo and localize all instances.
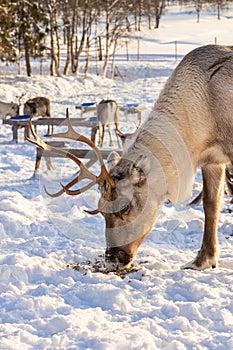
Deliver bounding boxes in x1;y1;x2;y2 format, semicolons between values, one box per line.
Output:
0;0;230;77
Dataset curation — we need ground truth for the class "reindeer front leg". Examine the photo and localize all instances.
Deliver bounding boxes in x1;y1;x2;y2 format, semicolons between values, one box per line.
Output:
183;163;225;270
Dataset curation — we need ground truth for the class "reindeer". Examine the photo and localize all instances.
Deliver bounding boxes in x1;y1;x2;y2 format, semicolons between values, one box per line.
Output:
27;45;233;272
24;97;52;135
97;99;121;148
0;100;19;119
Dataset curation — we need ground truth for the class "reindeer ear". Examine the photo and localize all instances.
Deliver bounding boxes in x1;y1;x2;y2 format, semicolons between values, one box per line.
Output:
129;155;148;186
107;151;121;170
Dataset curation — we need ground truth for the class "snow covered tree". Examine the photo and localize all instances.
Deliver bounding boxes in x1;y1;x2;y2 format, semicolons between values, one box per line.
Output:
0;0;17;62
0;1;49;76
15;0;49;76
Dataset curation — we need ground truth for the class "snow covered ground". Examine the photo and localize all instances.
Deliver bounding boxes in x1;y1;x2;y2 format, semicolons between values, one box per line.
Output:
0;7;233;350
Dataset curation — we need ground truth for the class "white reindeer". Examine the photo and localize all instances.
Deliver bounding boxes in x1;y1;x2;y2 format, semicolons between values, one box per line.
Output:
97;99;121;148
0;100;19;119
28;45;233;272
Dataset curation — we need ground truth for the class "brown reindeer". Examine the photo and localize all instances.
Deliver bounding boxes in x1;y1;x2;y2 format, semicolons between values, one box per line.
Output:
27;45;233;271
24;97;52;135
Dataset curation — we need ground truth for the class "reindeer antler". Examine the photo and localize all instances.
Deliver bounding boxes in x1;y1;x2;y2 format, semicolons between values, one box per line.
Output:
26;109;115;214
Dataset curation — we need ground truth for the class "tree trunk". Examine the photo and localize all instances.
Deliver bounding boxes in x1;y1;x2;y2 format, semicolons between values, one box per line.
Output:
71;0;78;73
63;25;71;75
73;1;88;73
48;1;60;76
49;22;55;76
154;0;165;29
138;0;143;31
102;0;110;78
24;37;32;76
98;36;103;61
54;8;60;71
217;3;221;20
84;35;90;79
111;37;118;79
148;0;152;30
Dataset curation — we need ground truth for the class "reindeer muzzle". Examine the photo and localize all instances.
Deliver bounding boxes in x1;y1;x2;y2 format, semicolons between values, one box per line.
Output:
105;247;133;269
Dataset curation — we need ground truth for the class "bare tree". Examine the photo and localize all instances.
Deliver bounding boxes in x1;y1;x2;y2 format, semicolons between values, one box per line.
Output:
195;0;202;23
72;0;91;74
45;0;61;76
101;0;111;78
216;0;225;20
154;0;166;29
62;0;79;75
63;1;72;75
147;0;153;29
138;0;144;31
101;0;129;78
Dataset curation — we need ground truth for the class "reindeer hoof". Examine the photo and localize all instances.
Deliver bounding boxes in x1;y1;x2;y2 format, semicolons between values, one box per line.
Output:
181;255;218;271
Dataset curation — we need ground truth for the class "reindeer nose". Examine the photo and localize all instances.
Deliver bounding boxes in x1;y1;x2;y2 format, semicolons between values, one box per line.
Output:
105;247;132;267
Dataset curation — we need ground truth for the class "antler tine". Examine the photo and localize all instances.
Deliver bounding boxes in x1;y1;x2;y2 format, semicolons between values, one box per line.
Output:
51;109;115;188
44;175;96;198
26;115;98;196
46;176;112;215
27;116;95;179
84;181;112;215
44;109;115;198
26;111;115;214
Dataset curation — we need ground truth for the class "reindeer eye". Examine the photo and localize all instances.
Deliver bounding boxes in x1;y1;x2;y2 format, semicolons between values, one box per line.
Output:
120;203;130;214
114;203;130;219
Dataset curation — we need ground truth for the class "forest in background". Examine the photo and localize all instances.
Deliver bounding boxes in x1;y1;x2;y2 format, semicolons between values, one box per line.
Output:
0;0;231;78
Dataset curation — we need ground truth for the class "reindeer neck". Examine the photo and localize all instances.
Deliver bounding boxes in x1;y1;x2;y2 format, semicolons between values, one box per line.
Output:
128;114;195;203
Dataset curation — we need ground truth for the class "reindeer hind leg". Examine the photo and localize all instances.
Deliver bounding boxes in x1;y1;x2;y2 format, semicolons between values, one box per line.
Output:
98;122;102;147
108;123;114;147
115;122;121;148
98;123;105;147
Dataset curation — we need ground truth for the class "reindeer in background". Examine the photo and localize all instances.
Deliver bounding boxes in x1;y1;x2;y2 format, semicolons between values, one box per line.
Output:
96;99;121;148
24;96;52;135
0;101;19;119
0;92;25;119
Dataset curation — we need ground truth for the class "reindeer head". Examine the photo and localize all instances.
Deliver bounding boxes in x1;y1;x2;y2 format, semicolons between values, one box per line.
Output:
27;110;164;271
101;152;162;270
